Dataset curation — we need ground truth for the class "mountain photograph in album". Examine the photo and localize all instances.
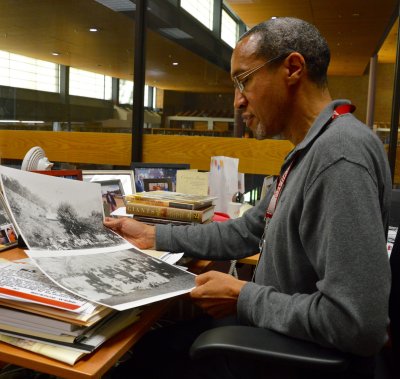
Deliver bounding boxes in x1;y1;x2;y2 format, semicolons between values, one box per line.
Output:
0;166;196;312
125;191;217;210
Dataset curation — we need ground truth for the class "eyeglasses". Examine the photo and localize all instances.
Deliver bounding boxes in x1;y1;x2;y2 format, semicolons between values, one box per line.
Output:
232;53;289;93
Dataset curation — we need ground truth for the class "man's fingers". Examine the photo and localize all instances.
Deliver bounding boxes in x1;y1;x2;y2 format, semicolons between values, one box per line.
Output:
194;270;217;286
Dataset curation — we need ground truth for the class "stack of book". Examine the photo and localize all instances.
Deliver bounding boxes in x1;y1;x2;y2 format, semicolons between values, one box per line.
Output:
0;258;141;365
125;191;217;225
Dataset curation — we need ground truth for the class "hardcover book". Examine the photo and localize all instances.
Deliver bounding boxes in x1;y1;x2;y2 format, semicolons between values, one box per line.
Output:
125;190;216;210
126;202;215;223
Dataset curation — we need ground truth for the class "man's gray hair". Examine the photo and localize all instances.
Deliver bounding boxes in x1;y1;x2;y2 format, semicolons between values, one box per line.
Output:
240;17;330;87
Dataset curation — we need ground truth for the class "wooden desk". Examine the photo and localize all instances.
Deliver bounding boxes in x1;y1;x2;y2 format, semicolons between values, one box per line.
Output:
238;253;260;265
0;248;212;379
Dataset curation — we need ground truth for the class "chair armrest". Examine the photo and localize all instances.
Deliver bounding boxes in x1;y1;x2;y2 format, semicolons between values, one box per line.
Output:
190;326;350;372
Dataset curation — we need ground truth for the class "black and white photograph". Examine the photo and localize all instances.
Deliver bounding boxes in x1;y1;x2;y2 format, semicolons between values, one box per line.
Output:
0;166;195;311
0;166;129;251
27;248;195;310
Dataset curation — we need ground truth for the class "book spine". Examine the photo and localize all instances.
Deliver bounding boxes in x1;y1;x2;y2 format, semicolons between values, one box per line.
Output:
126;203;203;222
127;198;194;210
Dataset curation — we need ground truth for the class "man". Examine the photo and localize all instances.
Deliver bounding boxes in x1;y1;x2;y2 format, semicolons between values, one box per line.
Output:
105;17;391;378
135;174;145;192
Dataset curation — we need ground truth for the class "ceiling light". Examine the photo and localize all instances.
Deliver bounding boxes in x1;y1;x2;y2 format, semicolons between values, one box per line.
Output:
89;27;99;32
51;52;60;56
172;62;179;66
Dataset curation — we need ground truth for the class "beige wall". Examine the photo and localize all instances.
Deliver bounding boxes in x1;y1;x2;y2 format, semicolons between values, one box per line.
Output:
375;63;396;124
328;75;369;122
328;62;396;125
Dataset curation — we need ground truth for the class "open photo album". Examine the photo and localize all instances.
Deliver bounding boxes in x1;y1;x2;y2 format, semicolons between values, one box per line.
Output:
0;166;195;312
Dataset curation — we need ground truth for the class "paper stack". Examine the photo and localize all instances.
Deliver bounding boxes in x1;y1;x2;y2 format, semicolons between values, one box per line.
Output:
0;258;141;365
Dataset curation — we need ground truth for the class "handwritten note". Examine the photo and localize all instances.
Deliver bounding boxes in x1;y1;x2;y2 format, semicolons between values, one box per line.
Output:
176;170;209;195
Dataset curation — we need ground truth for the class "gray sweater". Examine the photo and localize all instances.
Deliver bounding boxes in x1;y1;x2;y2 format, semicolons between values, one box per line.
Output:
156;100;392;357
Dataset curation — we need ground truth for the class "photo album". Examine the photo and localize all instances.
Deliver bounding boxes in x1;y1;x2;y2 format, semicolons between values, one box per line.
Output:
0;166;195;311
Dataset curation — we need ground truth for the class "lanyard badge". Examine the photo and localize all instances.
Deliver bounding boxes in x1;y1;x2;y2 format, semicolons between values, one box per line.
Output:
255;103;355;273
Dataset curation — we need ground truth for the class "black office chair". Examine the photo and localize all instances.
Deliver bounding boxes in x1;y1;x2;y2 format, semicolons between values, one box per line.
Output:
190;200;400;378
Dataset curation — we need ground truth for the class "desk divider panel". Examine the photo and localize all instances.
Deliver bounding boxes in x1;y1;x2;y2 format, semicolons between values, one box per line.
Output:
0;130;293;176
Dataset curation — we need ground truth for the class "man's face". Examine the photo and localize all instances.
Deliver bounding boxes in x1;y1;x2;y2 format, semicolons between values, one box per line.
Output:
231;35;287;140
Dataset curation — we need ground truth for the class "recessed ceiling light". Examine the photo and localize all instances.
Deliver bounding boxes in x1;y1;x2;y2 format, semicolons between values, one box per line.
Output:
51;52;60;56
271;16;277;19
89;27;99;32
172;62;179;66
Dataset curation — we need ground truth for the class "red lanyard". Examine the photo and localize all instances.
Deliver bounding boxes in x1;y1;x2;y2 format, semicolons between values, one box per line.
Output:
265;104;355;220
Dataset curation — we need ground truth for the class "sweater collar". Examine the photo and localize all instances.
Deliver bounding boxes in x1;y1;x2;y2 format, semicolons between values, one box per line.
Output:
283;99;352;165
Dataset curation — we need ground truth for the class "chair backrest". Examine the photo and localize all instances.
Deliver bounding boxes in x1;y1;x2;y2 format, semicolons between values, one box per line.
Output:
389;189;400;355
389;228;400;354
389;189;400;227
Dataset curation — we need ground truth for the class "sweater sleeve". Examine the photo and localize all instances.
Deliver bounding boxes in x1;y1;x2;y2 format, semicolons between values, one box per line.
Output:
155;187;273;260
237;160;391;356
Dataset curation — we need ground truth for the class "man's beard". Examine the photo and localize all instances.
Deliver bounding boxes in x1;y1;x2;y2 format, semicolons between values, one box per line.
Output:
253;121;282;140
253;121;268;140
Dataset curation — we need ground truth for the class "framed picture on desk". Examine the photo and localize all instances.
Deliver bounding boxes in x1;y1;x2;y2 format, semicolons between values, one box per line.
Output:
0;193;18;251
143;178;172;191
131;162;190;192
82;170;135;196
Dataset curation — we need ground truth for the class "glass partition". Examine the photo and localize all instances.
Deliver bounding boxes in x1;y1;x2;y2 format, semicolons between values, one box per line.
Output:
144;26;234;137
0;0;135;133
0;0;241;137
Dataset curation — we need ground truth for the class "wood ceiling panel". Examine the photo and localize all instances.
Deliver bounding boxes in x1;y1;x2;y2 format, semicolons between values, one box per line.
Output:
379;19;398;63
226;0;398;75
225;0;314;26
145;30;233;92
0;0;232;92
0;0;134;79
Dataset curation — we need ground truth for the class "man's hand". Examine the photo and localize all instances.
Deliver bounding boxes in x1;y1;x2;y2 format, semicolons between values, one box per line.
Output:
190;270;247;319
104;217;156;249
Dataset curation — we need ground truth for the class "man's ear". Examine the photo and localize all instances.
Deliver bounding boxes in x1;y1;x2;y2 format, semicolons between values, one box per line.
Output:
283;52;305;85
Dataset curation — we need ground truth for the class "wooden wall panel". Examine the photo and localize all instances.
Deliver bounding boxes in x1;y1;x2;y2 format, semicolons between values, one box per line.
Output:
0;130;294;175
2;130;399;181
0;130;132;166
142;135;293;175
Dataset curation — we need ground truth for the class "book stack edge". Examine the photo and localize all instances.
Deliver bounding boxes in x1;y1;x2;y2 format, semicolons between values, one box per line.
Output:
125;191;217;225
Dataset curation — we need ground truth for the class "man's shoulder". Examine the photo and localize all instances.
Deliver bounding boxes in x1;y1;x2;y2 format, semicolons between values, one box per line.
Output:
315;114;383;156
303;114;389;182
